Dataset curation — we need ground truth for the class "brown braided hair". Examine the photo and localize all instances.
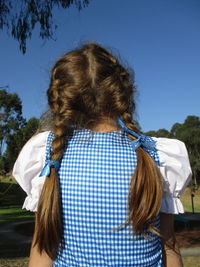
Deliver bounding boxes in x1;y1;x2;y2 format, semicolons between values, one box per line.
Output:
34;43;162;259
122;111;162;234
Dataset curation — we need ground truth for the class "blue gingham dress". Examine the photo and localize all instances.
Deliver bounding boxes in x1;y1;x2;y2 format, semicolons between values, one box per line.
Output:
45;129;163;266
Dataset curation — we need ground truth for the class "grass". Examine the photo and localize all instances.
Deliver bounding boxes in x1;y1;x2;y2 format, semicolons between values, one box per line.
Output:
0;258;28;267
0;242;31;259
0;182;34;225
0;206;34;224
180;187;200;213
182;257;200;267
0;182;34;260
0;183;26;206
0;175;17;184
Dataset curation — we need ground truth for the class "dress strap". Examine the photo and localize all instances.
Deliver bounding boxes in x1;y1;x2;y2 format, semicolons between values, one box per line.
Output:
118;118;157;153
118;118;140;139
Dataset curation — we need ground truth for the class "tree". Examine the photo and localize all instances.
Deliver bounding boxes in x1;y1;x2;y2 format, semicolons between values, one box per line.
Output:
170;116;200;187
145;128;170;138
170;122;182;137
0;89;25;156
145;115;200;188
0;0;90;53
2;117;39;172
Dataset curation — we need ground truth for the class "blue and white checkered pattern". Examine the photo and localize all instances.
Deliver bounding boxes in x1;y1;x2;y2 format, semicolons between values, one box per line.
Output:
45;129;163;266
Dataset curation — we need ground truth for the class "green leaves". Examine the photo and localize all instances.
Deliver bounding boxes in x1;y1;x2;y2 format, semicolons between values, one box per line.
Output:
0;89;25;156
173;116;200;189
0;89;39;172
0;0;91;53
145;115;200;188
3;117;39;172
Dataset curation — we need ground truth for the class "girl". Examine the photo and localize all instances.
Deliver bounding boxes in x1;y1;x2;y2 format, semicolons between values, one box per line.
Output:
13;43;192;267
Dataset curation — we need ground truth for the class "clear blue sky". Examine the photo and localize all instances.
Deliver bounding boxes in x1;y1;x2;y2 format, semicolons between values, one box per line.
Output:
0;0;200;132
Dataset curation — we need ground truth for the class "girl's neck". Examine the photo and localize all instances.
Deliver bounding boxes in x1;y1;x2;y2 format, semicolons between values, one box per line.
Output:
89;119;121;133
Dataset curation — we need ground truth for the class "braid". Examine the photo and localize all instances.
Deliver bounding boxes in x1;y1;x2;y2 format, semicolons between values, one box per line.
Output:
122;111;139;134
35;68;74;259
122;112;163;234
51;115;68;160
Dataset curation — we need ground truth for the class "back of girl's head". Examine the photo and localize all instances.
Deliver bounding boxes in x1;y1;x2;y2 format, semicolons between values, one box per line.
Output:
35;42;162;260
47;43;135;129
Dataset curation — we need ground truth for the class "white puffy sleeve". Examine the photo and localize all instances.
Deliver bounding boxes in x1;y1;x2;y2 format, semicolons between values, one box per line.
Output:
12;131;50;212
153;137;192;214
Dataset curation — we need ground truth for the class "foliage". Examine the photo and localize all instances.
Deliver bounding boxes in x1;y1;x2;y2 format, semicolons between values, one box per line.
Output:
2;117;39;172
0;0;90;53
145;128;170;138
0;89;25;156
145;115;200;187
0;156;6;175
171;116;200;188
0;89;39;172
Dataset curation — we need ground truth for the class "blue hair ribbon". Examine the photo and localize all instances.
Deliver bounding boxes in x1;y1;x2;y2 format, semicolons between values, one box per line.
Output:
39;160;60;177
118;118;156;152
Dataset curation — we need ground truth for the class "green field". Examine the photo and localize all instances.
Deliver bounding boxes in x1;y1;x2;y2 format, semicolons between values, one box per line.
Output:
180;187;200;213
0;174;17;184
0;181;34;224
0;258;28;267
0;206;34;224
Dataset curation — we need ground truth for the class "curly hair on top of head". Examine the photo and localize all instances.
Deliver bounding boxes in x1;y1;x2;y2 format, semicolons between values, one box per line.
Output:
34;42;162;259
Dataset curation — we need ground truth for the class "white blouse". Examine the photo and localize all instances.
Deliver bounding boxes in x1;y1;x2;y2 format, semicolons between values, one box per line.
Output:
12;132;192;214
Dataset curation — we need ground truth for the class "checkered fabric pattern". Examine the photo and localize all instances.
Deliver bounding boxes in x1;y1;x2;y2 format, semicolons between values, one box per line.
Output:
45;129;163;266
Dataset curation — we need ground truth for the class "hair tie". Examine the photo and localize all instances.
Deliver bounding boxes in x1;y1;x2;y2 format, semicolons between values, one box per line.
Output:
118;118;140;138
118;118;156;152
39;160;60;177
